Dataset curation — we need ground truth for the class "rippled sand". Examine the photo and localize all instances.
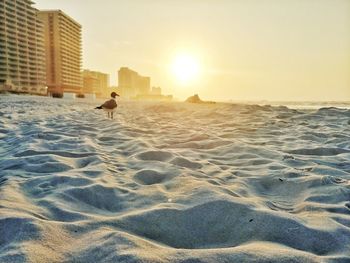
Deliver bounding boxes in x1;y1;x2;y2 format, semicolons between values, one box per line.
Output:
1;95;350;263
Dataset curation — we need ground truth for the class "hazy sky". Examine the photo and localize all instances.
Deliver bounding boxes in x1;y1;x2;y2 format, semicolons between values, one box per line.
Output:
34;0;350;101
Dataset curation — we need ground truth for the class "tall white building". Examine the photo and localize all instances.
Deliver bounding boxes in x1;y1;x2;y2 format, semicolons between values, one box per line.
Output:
83;70;110;98
38;10;82;96
0;0;46;94
118;67;150;98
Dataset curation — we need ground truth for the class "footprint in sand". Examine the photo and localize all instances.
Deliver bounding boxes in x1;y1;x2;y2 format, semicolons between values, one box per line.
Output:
133;170;167;185
136;150;173;162
170;157;202;169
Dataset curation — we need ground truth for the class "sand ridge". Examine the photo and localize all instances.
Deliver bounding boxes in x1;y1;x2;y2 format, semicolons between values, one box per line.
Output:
0;95;350;262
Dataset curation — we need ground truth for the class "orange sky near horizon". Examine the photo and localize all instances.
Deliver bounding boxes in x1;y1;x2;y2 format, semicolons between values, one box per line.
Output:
34;0;350;101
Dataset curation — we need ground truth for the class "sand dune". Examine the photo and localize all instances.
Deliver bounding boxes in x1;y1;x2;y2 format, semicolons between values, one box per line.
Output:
0;95;350;262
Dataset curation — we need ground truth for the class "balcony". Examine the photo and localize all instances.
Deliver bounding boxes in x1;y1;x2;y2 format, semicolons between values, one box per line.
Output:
19;74;29;80
19;54;28;60
7;58;19;65
27;19;35;26
8;58;18;65
17;34;27;42
17;6;26;14
5;0;15;6
6;52;16;58
18;56;27;62
19;78;29;84
8;48;18;55
27;25;35;32
6;42;16;50
36;47;45;53
6;39;17;47
5;30;16;38
5;6;15;14
27;39;36;46
8;58;19;64
5;13;15;22
18;42;27;49
9;70;18;76
19;49;29;56
17;20;27;28
26;9;35;16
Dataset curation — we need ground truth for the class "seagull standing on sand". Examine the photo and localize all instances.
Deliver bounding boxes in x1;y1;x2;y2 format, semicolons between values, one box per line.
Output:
95;92;119;119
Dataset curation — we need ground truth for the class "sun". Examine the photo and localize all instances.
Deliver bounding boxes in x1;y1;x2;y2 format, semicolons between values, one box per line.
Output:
171;53;200;85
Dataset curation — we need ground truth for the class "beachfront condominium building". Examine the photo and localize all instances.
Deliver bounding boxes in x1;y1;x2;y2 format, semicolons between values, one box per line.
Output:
0;0;46;94
118;67;150;98
151;86;162;96
83;70;110;98
38;10;82;95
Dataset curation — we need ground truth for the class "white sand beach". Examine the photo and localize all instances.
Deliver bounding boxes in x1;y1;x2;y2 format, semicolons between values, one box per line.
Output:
0;94;350;263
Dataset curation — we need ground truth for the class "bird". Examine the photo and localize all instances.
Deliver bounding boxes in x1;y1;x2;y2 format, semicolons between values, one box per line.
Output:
95;92;119;119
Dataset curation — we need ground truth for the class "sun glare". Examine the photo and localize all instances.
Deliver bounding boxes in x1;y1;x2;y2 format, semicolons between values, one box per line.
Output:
171;53;200;85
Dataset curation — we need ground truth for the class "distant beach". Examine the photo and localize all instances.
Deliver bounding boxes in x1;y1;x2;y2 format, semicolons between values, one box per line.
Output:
1;94;350;263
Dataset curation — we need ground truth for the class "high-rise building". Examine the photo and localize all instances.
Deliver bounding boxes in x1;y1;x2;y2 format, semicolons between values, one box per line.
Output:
118;67;137;98
151;86;162;96
0;0;46;94
82;70;109;98
118;67;150;98
38;10;82;95
138;76;150;95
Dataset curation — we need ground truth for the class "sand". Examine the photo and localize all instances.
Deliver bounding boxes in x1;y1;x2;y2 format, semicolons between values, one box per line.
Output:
0;94;350;263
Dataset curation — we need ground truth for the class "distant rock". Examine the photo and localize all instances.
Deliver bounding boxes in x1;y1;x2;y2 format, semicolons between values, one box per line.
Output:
185;94;215;104
186;94;202;103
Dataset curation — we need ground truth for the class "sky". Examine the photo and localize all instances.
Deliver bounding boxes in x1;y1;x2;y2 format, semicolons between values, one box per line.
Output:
34;0;350;101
